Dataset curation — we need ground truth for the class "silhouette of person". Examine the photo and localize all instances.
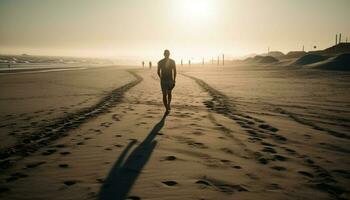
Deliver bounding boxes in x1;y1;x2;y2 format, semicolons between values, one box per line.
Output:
157;50;176;113
142;61;145;68
149;61;152;69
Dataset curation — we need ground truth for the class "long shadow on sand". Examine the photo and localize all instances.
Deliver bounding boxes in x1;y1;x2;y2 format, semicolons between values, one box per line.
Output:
98;113;167;200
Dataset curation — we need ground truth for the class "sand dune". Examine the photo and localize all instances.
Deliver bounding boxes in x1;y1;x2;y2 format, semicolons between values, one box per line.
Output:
310;53;350;71
294;54;329;66
244;55;279;64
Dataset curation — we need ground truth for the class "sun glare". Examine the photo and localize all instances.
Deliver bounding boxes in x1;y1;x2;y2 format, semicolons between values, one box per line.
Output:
173;0;213;24
183;0;210;17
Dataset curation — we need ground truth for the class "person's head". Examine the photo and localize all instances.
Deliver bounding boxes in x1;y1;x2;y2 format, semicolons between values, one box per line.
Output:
164;49;170;58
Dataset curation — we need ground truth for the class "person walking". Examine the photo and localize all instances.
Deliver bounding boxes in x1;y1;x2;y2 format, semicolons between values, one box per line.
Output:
157;50;176;113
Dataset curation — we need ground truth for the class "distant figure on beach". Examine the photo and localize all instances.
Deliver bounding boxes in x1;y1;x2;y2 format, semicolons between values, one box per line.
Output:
149;61;152;69
157;49;176;113
142;61;145;68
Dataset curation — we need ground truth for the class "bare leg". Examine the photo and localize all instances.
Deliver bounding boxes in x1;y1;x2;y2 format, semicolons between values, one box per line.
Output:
167;91;172;110
162;91;168;111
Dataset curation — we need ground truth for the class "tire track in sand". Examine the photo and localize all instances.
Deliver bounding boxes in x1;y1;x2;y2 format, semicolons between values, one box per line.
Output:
0;70;143;170
183;73;347;199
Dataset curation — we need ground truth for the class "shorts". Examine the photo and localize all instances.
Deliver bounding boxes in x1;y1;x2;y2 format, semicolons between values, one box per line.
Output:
161;80;175;91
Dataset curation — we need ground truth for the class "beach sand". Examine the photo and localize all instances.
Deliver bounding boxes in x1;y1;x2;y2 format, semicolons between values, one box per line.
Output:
0;66;134;149
0;65;349;200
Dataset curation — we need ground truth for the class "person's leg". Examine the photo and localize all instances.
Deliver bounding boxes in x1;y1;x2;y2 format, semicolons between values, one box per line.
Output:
167;90;172;110
162;90;168;110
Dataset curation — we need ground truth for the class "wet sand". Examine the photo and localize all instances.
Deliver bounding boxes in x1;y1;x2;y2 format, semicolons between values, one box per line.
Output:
0;65;349;200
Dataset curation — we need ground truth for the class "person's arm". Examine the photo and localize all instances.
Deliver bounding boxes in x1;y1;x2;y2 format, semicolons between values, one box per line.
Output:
173;61;177;82
157;63;161;78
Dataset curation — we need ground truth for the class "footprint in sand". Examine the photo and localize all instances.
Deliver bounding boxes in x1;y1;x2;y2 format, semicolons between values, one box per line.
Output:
162;180;178;186
303;134;312;139
58;164;69;168
192;131;203;136
220;148;234;155
298;171;314;178
272;155;287;162
112;114;120;121
127;196;141;200
232;165;242;169
259;124;279;132
196;177;248;193
261;142;275;147
188;141;208;149
42;149;57;155
162;155;177;161
282;148;296;155
258;158;269;165
262;147;277;153
241;124;251;129
266;183;282;190
63;180;77;186
195;180;211;187
100;122;112;128
26;161;46;169
60;151;71;155
245;129;259;136
94;129;102;133
304;158;314;164
55;144;66;148
246;121;255;125
272;134;287;142
246;173;259;180
248;137;262;142
271;166;286;171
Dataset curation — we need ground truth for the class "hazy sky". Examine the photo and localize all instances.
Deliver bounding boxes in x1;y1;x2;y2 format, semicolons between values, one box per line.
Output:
0;0;349;60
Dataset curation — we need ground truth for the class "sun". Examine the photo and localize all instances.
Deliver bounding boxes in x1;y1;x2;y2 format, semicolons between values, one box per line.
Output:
170;0;216;28
183;0;210;18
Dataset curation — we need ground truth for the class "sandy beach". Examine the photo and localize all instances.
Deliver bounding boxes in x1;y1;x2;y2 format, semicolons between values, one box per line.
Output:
1;0;350;199
0;65;349;200
0;66;134;149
